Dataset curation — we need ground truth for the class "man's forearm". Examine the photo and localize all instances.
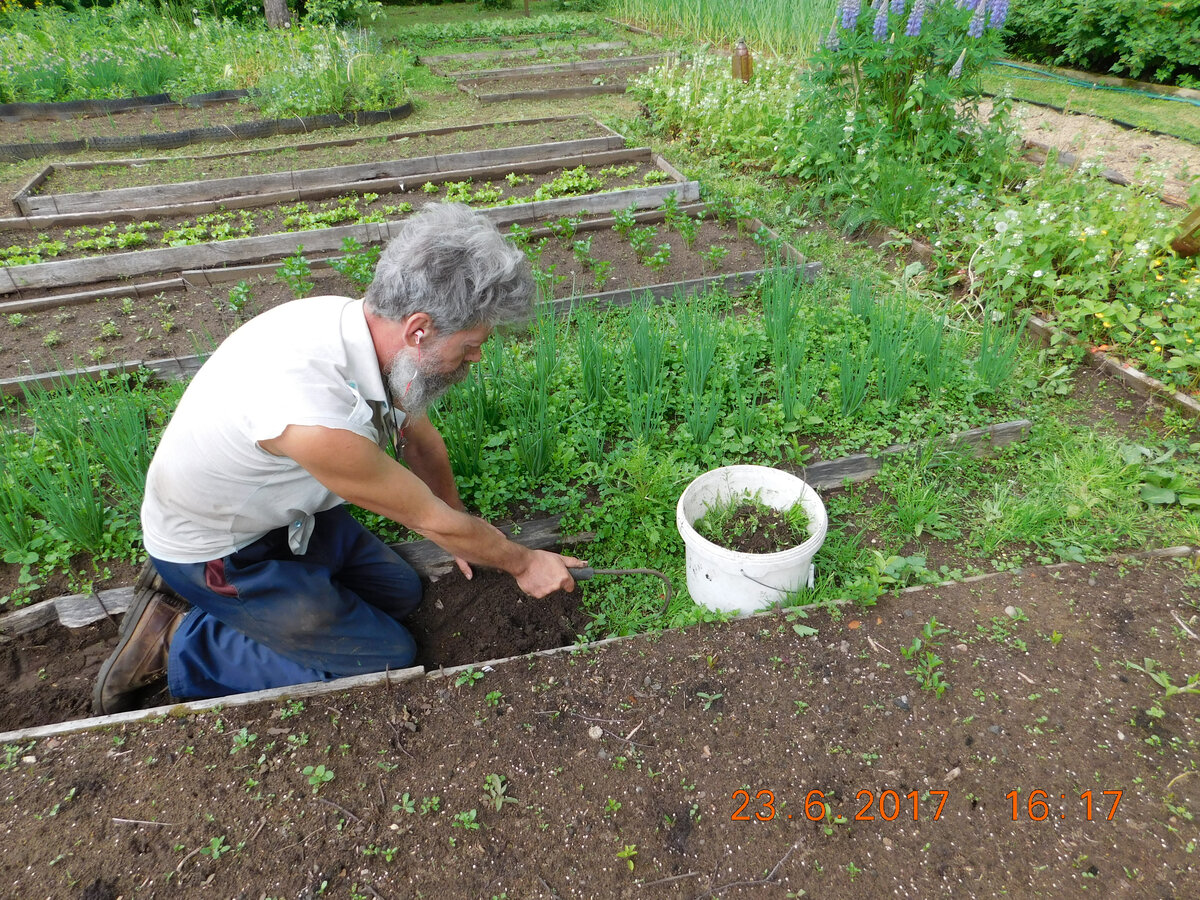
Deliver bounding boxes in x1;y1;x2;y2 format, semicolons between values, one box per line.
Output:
415;505;534;576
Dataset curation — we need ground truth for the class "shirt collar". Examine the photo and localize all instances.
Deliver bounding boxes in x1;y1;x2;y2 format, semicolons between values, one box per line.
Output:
340;298;388;405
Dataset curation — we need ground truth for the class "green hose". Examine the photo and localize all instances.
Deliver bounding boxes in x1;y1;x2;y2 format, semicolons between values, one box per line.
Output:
992;60;1200;109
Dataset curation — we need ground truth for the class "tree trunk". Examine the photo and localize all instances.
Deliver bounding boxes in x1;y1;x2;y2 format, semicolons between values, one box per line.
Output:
263;0;292;29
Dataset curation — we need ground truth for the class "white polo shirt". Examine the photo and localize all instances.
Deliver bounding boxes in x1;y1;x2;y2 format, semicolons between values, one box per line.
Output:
141;296;403;564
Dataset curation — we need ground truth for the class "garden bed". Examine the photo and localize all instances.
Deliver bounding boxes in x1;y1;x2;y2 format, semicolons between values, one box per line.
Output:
0;152;696;296
422;40;633;73
6;134;632;225
0;202;793;383
0;103;414;163
11;115;621;206
0;566;590;735
0;553;1196;897
459;59;660;103
0;418;1032;737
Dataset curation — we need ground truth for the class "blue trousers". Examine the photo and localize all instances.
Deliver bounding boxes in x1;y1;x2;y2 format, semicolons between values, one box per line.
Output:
151;506;422;700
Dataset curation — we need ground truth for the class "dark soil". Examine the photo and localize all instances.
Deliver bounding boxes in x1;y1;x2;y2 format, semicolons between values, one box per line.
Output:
0;214;768;378
35;117;610;194
0;566;588;732
1;555;1197;898
693;500;810;554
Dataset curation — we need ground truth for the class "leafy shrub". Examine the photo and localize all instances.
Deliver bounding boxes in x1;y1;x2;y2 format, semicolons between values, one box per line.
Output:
1003;0;1200;88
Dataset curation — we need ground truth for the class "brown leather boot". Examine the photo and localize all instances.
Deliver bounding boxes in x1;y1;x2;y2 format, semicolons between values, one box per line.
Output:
92;561;190;716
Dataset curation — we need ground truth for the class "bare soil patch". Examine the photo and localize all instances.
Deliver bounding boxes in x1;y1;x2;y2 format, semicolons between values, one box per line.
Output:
0;567;587;733
980;99;1200;198
465;69;640;95
34;117;611;195
1;555;1196;898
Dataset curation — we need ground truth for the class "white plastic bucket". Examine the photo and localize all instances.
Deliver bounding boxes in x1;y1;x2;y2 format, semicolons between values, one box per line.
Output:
676;465;828;616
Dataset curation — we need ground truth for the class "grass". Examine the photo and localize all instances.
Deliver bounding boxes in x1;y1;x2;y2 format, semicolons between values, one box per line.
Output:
983;63;1200;148
613;0;837;57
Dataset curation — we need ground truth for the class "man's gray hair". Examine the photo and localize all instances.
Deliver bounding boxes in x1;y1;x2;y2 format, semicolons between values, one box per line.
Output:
364;203;533;333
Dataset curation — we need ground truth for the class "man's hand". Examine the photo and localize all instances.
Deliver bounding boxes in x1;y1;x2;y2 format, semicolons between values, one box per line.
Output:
513;549;587;598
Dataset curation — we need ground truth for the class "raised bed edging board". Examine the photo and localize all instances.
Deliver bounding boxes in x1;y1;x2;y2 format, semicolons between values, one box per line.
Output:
9;136;631;223
457;54;666;103
0;102;415;163
0;163;699;296
1026;315;1200;420
0;89;248;123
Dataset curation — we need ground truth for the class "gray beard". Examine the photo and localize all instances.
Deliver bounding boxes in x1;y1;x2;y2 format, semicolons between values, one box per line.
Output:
388;351;471;419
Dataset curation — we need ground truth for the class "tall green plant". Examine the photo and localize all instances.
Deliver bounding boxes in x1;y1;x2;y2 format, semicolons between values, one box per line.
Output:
574;307;608;409
625;297;669;442
974;309;1027;393
678;297;721;446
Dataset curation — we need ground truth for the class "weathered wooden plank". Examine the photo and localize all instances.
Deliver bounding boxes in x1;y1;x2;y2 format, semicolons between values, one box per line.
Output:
21;136;628;217
55;587;134;628
11;165;50;216
800;420;1033;490
550;264;822;318
141;355;207;382
35;115;605;171
0;278;184;315
0;600;58;637
0;665;426;744
1027;315;1200;419
0;359;144;398
1;222;375;293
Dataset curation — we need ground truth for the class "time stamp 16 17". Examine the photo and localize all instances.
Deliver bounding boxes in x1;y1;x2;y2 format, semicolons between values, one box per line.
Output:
731;788;1124;822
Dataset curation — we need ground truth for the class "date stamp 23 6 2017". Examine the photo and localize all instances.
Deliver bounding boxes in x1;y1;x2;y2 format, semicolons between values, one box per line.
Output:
730;788;1125;823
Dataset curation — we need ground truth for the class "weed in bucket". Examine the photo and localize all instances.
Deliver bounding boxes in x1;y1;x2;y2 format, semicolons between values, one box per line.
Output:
692;489;810;554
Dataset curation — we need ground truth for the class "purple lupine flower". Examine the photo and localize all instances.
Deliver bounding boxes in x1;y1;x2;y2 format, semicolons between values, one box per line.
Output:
989;0;1009;29
824;21;841;51
968;0;987;37
904;0;926;36
948;48;966;79
872;1;889;40
890;0;906;16
840;0;860;30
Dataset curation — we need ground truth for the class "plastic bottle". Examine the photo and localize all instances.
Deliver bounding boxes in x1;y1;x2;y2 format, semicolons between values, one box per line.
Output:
732;38;753;84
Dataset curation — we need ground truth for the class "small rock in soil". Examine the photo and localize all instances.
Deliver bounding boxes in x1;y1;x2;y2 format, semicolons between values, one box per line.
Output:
894;695;910;710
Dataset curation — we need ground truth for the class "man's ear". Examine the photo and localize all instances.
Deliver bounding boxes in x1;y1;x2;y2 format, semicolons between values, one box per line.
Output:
404;313;433;348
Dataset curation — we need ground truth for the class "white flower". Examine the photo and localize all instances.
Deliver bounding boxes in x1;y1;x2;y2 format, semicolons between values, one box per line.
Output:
1033;270;1044;278
995;221;1009;234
